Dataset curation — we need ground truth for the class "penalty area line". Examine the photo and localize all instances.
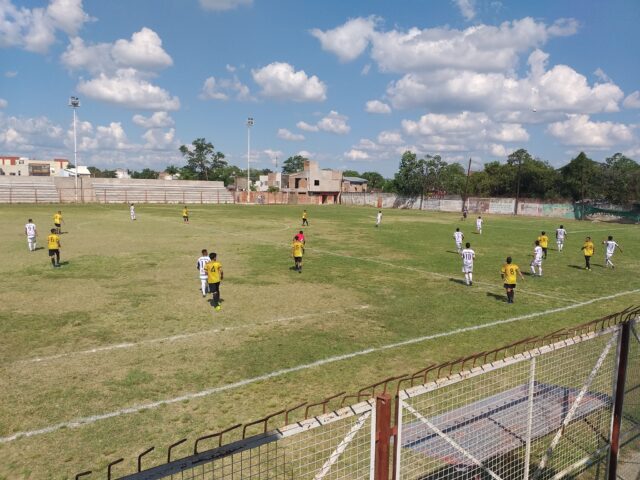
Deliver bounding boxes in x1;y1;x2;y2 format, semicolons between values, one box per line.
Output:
14;305;370;366
1;288;638;445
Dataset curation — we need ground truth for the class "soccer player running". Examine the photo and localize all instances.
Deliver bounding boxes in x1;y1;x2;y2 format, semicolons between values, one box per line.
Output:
461;242;475;286
302;209;309;226
196;249;210;297
555;225;567;252
205;252;223;310
581;236;595;270
130;203;136;221
296;230;306;245
603;235;623;269
476;216;483;234
453;228;464;254
530;240;543;276
47;228;61;268
538;231;549;258
501;256;525;304
376;210;382;227
182;206;189;223
53;210;63;234
292;235;304;273
25;218;37;251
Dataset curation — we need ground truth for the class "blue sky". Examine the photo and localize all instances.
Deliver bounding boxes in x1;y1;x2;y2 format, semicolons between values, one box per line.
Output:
1;0;639;177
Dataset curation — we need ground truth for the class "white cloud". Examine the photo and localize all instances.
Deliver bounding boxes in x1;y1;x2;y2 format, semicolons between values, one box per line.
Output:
453;0;476;21
0;113;64;151
297;121;319;132
77;69;180;110
198;0;252;11
111;27;173;70
252;62;326;102
593;68;611;83
277;128;304;141
623;91;640;109
547;114;634;147
317;110;350;134
361;64;371;75
377;131;403;145
310;16;378;62
0;98;7;108
132;111;174;129
488;143;508;157
263;149;283;166
345;149;370;161
4;70;17;77
365;100;391;114
200;75;252;101
142;128;176;149
295;111;350;135
61;27;173;73
0;0;91;53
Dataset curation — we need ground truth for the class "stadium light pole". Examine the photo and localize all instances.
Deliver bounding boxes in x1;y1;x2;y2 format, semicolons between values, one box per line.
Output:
246;117;254;204
69;96;80;203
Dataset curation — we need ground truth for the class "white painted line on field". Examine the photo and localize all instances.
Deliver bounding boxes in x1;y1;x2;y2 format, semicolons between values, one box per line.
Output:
311;248;580;304
14;305;370;366
2;288;637;444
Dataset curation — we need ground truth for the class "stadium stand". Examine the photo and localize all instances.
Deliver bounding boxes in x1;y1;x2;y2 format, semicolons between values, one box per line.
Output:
0;177;59;203
91;179;234;204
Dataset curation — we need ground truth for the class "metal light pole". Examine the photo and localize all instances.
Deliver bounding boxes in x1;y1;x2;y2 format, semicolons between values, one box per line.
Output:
69;96;80;203
246;117;254;204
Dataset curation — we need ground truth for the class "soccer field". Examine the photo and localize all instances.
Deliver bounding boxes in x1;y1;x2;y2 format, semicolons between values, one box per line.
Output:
0;203;638;479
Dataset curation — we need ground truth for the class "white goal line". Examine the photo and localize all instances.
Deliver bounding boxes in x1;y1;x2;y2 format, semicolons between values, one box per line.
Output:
1;288;637;445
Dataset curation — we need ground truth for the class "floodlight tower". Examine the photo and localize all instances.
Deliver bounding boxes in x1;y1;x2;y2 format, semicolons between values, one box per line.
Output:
246;117;254;203
69;96;81;203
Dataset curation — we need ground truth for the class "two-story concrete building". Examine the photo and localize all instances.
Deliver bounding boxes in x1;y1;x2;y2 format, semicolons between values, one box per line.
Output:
0;156;69;176
285;160;342;204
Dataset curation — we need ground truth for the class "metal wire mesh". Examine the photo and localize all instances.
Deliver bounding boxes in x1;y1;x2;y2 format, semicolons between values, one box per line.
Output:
127;401;375;480
396;327;620;480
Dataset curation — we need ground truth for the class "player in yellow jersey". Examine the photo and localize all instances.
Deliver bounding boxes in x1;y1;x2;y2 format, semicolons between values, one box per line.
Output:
538;231;549;258
302;210;309;226
53;210;63;234
581;236;594;270
500;256;524;304
204;252;223;310
182;206;189;223
292;236;304;272
47;228;61;268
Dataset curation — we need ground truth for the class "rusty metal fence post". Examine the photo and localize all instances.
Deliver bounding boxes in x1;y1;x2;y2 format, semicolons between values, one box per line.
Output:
375;394;392;480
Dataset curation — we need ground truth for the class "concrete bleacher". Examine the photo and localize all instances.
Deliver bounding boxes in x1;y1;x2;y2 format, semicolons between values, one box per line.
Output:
91;179;234;204
0;177;59;203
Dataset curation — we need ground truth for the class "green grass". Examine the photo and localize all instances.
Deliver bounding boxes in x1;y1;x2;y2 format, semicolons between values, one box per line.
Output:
0;203;638;479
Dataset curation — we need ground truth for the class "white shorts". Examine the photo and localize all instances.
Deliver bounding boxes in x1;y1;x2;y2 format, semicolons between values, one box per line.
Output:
531;259;542;267
462;265;473;273
199;275;208;281
27;236;36;242
456;242;462;250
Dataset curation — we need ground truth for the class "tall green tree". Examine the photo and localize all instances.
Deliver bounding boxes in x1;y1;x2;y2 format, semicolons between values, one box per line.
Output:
360;171;385;190
282;155;307;174
342;169;360;177
178;138;226;181
393;151;426;196
558;152;602;201
602;153;640;205
131;168;159;179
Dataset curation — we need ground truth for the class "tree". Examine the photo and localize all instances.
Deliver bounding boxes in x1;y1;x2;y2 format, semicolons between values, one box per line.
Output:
360;171;385;190
282;155;306;174
164;165;179;175
440;163;466;195
131;168;159;179
558;152;602;202
393;151;425;196
342;169;360;177
602;153;640;205
179;138;226;181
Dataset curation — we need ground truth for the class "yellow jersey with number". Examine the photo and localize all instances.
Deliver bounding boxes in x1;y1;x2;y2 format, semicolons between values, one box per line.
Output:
182;208;188;217
53;213;62;224
538;235;548;248
501;263;520;284
292;240;304;257
582;241;594;256
47;234;60;249
205;261;222;283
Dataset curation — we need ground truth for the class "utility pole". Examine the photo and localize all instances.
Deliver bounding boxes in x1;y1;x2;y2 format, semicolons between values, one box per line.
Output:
246;117;254;203
462;157;471;213
69;96;80;203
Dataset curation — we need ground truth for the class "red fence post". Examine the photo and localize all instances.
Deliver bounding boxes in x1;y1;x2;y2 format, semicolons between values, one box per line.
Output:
608;320;631;480
375;393;392;480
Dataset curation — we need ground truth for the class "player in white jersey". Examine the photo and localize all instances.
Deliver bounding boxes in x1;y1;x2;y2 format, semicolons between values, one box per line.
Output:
375;210;382;227
130;203;136;221
25;218;37;251
603;235;622;269
453;228;464;253
555;225;567;252
196;249;211;296
461;242;475;286
476;216;483;234
530;240;543;276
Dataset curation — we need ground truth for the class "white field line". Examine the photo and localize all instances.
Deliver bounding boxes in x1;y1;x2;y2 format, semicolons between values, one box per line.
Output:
311;247;580;304
14;305;370;366
2;288;638;445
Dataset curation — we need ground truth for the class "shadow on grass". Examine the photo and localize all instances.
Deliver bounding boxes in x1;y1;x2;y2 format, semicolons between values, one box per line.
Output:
568;264;586;270
486;292;505;302
448;278;467;286
446;250;460;255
